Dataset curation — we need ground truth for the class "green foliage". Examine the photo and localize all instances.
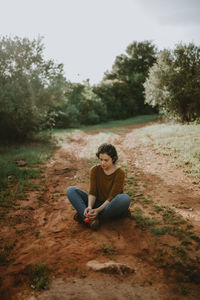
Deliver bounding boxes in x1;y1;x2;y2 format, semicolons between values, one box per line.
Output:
152;226;171;236
162;206;185;225
131;207;160;230
0;36;66;141
101;241;116;258
55;81;107;128
144;42;200;122
93;41;157;120
0;240;16;265
0;142;53;209
29;263;50;290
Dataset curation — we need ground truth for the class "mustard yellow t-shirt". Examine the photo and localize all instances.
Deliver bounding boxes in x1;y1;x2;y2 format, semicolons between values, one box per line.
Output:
88;165;125;202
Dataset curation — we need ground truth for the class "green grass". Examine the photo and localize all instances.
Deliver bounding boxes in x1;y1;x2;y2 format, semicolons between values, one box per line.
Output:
29;263;50;291
53;114;158;135
0;143;53;168
101;241;116;258
133;123;200;178
131;207;160;230
162;206;186;225
152;226;171;235
0;142;54;209
0;239;17;265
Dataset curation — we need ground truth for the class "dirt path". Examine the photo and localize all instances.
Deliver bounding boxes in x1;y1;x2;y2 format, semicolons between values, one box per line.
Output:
1;123;200;299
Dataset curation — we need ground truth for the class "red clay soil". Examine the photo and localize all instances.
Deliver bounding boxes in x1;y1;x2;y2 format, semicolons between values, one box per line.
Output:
0;123;200;300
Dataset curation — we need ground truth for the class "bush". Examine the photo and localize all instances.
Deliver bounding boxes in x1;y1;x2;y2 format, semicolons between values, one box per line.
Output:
55;81;107;128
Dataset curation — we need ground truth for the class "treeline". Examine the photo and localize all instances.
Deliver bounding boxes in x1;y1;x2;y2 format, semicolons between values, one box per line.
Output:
0;36;200;141
51;40;158;128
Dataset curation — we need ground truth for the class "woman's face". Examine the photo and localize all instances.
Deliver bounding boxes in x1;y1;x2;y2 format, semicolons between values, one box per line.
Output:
99;153;113;171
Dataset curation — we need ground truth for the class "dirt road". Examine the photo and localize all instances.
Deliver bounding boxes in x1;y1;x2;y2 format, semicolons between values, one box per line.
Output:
1;123;200;299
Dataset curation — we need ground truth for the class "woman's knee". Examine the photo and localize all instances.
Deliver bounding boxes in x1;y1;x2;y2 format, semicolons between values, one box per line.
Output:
115;193;130;207
66;186;77;197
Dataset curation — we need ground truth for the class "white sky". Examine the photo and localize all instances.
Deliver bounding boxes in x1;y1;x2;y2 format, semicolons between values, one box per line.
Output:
1;0;200;84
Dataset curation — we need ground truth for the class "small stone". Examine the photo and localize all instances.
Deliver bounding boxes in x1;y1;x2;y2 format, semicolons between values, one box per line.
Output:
86;260;134;275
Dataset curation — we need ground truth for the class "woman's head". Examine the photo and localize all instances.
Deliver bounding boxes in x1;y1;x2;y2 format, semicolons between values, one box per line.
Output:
96;143;118;164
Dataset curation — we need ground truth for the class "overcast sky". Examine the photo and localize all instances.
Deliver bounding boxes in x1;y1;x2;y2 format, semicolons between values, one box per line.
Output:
1;0;200;84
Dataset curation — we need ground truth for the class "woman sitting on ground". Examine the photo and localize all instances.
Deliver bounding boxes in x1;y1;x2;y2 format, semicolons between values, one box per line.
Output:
66;143;130;230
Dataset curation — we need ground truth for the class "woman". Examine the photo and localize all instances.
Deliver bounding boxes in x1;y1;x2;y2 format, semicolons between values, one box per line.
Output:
66;143;130;230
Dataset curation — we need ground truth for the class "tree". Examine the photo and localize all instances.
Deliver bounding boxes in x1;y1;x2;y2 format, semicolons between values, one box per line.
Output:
0;36;66;141
144;43;200;122
55;81;107;128
94;40;157;119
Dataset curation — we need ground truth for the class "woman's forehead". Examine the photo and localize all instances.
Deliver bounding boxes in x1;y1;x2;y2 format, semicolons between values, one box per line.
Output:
99;153;111;159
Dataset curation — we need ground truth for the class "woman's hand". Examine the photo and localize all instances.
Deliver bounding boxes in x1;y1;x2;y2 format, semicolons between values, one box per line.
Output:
84;207;92;218
88;208;99;220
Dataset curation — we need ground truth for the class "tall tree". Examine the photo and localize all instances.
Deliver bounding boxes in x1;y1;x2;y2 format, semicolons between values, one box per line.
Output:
0;36;66;140
94;41;157;119
144;43;200;122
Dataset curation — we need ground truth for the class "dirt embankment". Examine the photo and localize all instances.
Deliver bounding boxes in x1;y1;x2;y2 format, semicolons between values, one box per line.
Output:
1;123;200;300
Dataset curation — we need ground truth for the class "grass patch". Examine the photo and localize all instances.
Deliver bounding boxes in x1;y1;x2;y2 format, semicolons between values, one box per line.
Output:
179;284;190;296
162;206;186;225
101;241;116;258
152;226;171;235
53;114;158;135
0;239;17;265
133;123;200;178
29;263;50;291
152;204;164;213
0;142;54;210
131;207;160;230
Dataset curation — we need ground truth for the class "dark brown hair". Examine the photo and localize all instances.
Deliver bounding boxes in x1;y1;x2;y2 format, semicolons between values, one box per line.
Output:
96;143;118;164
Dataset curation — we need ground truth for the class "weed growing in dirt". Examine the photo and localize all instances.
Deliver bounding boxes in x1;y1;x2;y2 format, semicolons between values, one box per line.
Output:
152;226;171;235
29;263;50;291
0;240;16;266
101;241;116;258
171;246;187;260
162;206;186;225
34;229;40;238
179;284;190;296
152;204;164;213
4;240;16;252
131;207;160;230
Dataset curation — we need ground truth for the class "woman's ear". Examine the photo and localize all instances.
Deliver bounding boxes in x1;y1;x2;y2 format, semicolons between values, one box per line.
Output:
112;156;117;163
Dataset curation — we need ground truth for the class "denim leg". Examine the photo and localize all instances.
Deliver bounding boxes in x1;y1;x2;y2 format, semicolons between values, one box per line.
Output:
99;194;130;221
66;186;88;220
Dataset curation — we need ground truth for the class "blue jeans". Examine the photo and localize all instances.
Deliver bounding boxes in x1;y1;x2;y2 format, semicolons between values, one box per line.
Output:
66;186;130;222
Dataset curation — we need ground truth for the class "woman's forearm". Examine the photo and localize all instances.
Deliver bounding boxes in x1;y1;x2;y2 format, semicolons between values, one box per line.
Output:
88;194;96;209
96;200;109;213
